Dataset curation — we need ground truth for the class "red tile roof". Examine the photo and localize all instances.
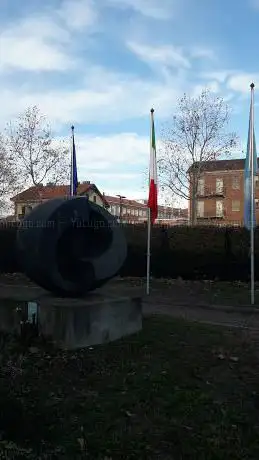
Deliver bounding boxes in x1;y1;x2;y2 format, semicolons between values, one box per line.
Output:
11;183;109;206
104;195;146;209
11;186;187;217
104;195;188;216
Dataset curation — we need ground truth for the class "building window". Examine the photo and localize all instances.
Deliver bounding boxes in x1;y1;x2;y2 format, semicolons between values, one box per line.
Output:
216;178;223;194
232;176;240;189
23;206;32;215
256;199;259;209
122;207;126;215
130;208;134;215
232;200;240;212
93;195;97;203
197;201;204;218
255;176;259;187
216;200;224;217
197;178;204;195
134;209;138;216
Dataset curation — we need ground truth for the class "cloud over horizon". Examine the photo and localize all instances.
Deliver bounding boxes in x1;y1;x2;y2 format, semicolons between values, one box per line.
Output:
0;0;258;200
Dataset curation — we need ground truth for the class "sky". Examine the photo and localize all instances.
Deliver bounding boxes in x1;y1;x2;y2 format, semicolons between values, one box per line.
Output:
1;0;259;204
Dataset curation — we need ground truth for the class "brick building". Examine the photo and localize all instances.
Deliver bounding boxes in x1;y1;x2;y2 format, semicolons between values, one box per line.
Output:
11;182;109;219
106;195;188;224
189;158;256;225
10;183;188;225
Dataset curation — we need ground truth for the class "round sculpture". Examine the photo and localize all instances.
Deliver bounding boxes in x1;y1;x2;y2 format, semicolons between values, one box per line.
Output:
16;197;127;297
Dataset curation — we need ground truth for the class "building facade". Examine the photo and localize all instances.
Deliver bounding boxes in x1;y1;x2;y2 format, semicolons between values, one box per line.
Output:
11;183;188;225
11;182;108;219
105;195;188;224
189;159;256;225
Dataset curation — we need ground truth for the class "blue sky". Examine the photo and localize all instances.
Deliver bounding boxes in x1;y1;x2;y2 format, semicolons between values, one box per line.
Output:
1;0;259;203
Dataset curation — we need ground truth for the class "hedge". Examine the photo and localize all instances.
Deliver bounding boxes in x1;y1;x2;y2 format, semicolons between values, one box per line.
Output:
0;222;256;281
121;224;252;281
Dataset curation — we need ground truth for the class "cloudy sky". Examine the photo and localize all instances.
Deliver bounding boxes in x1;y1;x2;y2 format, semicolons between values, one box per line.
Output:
1;0;259;202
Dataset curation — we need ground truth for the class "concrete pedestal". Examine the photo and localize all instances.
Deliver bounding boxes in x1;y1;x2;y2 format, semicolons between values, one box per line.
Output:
38;295;142;349
0;286;142;349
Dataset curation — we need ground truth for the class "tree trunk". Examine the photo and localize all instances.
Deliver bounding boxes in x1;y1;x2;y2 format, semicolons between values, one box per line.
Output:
190;194;197;225
190;173;197;226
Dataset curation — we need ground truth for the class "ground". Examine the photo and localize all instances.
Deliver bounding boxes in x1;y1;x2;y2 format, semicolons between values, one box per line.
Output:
1;275;259;459
111;277;259;307
1;273;259;307
1;316;259;459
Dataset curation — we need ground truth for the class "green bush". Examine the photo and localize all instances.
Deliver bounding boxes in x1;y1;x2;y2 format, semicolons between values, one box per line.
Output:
0;222;19;273
120;224;252;281
0;222;255;281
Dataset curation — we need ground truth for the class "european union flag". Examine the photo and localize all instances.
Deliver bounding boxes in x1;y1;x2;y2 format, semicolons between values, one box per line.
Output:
70;125;78;196
244;84;258;230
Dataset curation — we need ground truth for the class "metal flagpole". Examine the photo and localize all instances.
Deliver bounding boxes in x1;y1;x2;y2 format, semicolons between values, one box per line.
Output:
250;83;255;305
146;207;151;295
70;125;74;197
146;110;153;295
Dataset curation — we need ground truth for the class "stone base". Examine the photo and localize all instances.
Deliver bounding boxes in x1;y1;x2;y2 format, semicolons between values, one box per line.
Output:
0;291;142;349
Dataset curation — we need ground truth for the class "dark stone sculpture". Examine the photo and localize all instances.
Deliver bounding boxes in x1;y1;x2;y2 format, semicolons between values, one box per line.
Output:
16;197;127;297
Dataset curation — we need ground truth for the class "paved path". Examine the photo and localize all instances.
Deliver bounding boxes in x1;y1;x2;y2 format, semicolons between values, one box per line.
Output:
101;280;259;331
143;300;259;331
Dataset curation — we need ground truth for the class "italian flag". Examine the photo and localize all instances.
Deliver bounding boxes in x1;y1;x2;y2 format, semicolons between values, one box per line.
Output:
147;109;158;223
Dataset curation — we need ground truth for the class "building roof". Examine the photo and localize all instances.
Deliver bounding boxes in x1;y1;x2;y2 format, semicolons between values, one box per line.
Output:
104;195;147;209
11;186;187;217
189;158;250;172
104;195;188;216
11;183;109;206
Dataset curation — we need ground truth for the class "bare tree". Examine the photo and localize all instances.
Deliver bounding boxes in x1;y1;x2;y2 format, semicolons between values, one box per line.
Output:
0;137;21;215
159;89;238;224
4;106;69;189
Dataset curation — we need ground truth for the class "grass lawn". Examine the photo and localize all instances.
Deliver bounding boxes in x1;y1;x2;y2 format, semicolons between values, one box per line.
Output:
157;279;259;306
1;317;259;459
115;277;259;306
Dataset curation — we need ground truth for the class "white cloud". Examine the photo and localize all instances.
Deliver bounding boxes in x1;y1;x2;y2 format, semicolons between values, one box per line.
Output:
75;132;149;170
200;70;233;83
127;41;190;68
16;16;70;43
190;47;216;60
0;65;183;127
0;0;99;74
191;81;220;97
227;73;259;93
58;0;97;30
71;132;150;199
0;14;73;73
107;0;174;19
0;33;72;72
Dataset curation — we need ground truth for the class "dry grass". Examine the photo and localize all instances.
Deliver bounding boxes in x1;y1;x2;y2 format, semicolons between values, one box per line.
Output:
0;317;259;459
